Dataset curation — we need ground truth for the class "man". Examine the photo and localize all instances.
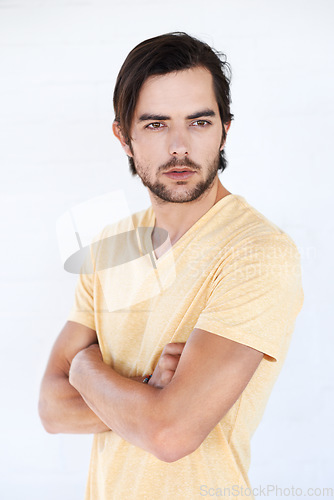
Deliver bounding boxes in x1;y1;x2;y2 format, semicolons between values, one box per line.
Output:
39;32;303;499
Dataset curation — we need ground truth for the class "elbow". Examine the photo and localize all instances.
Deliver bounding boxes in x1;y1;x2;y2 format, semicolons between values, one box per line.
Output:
151;423;199;463
38;398;59;434
40;419;59;434
41;423;58;434
154;448;195;464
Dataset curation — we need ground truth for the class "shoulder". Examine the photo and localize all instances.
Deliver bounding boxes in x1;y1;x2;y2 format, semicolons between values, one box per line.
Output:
214;194;300;256
216;194;285;236
204;196;302;300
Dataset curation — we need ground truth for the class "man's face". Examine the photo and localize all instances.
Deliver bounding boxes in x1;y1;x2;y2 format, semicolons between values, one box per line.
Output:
122;66;226;203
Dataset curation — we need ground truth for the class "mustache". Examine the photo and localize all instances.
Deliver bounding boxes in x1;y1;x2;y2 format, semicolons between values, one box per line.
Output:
158;157;201;173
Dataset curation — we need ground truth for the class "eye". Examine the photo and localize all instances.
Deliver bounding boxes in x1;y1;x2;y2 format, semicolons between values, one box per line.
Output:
192;120;211;127
146;122;165;130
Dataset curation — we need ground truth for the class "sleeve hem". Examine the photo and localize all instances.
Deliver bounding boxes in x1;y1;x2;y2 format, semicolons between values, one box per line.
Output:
68;311;96;331
194;319;279;362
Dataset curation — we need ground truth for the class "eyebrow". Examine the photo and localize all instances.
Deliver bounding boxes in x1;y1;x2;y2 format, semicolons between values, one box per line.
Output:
137;109;216;122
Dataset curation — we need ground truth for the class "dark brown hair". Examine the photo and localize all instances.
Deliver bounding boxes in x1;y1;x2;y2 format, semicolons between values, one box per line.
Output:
113;32;234;174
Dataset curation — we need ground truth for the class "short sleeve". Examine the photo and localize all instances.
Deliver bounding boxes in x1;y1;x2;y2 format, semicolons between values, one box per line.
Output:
194;234;304;362
67;246;96;331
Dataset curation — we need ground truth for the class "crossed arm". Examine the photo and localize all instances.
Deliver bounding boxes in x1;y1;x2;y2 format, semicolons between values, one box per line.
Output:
39;320;263;462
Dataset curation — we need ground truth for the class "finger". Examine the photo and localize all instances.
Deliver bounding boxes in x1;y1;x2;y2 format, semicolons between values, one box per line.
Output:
151;369;174;389
159;353;182;372
162;342;186;356
161;369;175;386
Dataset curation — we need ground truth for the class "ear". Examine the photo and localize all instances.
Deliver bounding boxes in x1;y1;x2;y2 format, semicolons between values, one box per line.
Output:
112;121;133;157
224;121;231;134
219;121;231;151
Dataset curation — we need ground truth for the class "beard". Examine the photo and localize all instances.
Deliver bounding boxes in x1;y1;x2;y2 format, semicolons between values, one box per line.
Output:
132;152;221;203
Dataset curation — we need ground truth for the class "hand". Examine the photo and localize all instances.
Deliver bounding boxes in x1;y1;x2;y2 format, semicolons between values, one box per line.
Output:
149;342;185;389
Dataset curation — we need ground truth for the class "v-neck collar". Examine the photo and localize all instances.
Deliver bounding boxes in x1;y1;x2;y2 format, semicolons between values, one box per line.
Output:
146;193;236;262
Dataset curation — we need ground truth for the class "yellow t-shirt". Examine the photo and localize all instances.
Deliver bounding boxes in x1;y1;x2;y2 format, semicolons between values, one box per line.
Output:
68;194;303;500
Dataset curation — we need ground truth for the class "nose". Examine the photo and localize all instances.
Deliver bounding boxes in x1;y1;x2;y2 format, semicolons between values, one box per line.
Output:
168;127;189;157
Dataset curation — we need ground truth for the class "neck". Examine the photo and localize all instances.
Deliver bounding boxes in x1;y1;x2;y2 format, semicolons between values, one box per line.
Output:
150;177;231;254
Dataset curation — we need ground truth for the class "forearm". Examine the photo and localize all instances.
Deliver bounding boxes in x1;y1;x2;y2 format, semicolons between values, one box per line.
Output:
39;370;146;434
69;353;166;456
38;372;110;434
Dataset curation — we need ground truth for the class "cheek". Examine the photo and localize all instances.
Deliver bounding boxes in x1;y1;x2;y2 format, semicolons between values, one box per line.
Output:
196;136;222;159
134;137;164;165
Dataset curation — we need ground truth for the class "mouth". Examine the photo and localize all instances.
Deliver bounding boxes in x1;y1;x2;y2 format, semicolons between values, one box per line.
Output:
164;167;195;173
163;168;196;180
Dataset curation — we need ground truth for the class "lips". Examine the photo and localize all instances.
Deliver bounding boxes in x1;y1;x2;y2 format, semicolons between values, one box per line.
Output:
163;169;196;180
164;168;195;173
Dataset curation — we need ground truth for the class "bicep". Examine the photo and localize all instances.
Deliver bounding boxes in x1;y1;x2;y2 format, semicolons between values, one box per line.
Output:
160;328;263;452
42;321;98;379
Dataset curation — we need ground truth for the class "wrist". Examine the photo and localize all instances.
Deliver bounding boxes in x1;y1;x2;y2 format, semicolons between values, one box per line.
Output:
143;375;152;384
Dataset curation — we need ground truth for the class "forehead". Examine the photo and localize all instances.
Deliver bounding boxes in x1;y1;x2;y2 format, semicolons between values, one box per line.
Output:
134;67;218;118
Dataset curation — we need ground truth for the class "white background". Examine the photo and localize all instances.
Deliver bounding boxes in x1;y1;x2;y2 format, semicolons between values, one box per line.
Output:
0;0;333;498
